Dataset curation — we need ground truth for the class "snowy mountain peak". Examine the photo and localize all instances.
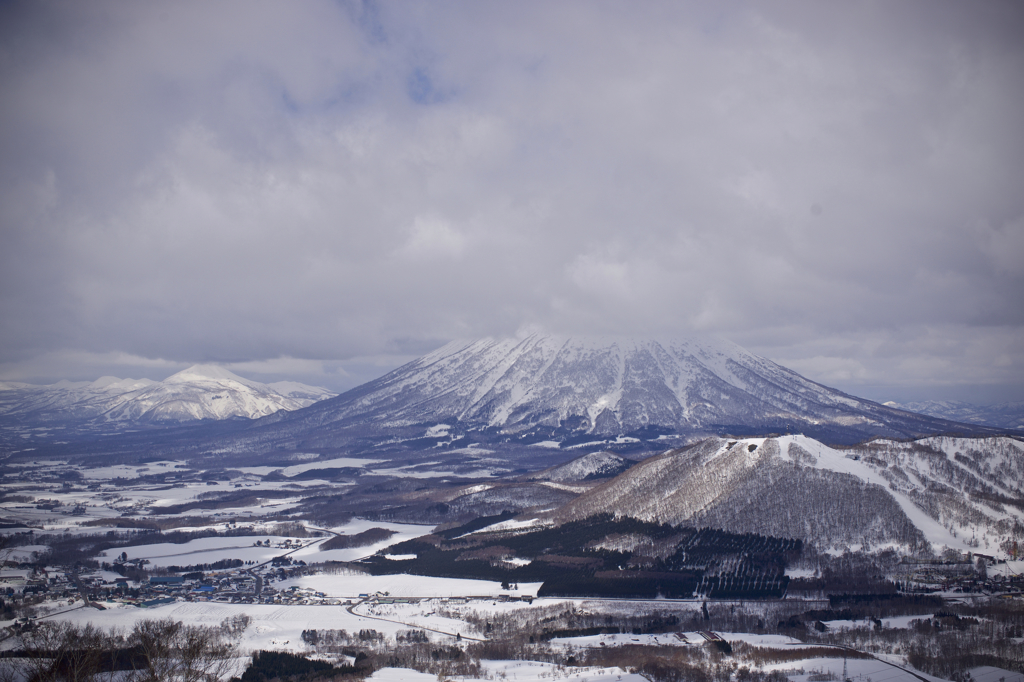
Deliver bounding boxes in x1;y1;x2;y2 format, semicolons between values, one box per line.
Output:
292;333;988;444
89;376;156;391
164;364;253;385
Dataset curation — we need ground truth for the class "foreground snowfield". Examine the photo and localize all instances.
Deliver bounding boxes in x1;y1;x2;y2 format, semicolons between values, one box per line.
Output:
44;591;559;653
14;583;968;682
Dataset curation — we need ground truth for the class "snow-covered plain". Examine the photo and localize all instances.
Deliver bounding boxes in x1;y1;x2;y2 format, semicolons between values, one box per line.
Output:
277;573;544;599
969;667;1024;682
17;589;962;682
98;535;316;567
367;663;650;682
821;614;935;631
768;656;949;682
93;518;433;567
550;631;815;648
47;600;410;654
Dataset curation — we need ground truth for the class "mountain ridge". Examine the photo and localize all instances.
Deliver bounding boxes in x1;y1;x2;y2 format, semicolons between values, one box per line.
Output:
0;365;336;431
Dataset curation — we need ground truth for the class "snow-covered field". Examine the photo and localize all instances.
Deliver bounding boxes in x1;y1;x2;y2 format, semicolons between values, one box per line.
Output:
92;518;433;566
551;631;814;648
278;573;544;599
300;519;432;563
17;589;964;682
97;535;316;567
235;456;381;478
367;664;650;682
0;544;48;562
45;593;539;654
44;599;410;653
970;667;1024;682
821;614;934;631
988;559;1024;578
769;656;949;682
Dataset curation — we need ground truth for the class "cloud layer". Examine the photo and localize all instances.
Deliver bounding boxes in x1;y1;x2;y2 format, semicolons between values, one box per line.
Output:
2;1;1022;401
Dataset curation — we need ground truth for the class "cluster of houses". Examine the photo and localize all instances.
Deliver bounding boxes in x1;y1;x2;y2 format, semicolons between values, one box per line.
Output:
0;559;312;616
894;554;1024;595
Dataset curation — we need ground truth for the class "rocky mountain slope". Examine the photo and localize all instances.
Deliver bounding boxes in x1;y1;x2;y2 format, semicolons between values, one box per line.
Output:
552;434;1024;555
0;365;335;429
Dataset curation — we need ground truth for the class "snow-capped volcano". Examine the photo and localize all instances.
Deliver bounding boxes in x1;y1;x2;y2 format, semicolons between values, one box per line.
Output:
263;334;992;446
0;365;335;428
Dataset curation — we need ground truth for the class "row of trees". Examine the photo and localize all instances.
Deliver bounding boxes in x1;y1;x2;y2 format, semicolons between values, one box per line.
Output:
362;513;801;599
0;619;237;682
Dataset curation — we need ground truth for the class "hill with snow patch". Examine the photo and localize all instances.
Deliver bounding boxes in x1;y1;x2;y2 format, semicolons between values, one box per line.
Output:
553;434;1024;555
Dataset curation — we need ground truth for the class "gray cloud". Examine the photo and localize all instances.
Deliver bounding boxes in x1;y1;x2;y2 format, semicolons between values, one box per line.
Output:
1;0;1022;401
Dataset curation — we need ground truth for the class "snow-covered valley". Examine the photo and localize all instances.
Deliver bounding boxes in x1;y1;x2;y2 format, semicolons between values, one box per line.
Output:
0;341;1021;682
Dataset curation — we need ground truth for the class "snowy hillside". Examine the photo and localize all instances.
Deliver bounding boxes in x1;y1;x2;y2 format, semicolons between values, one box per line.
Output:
0;365;335;427
528;450;634;482
257;334;991;447
554;434;1024;555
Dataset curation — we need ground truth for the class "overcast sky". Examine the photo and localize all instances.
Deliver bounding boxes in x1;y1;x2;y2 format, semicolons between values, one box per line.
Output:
1;1;1022;403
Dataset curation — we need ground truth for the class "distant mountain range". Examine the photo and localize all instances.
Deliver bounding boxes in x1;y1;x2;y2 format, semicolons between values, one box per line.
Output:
3;336;1013;463
0;365;335;433
885;400;1024;430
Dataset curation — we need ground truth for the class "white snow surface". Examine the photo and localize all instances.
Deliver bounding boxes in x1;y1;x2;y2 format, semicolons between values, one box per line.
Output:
90;518;431;567
551;631;810;648
278;573;544;598
767;656;949;682
369;662;647;682
970;667;1024;682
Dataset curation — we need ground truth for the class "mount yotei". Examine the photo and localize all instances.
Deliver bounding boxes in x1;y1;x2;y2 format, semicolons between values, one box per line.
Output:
206;334;998;461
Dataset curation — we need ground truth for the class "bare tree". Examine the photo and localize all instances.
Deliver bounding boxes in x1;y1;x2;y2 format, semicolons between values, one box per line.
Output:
16;621;107;682
128;618;237;682
0;657;29;682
